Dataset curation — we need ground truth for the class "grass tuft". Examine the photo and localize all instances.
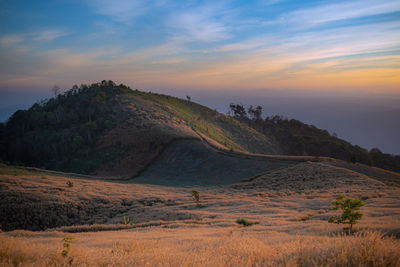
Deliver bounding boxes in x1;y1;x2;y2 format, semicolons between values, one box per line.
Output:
236;218;252;227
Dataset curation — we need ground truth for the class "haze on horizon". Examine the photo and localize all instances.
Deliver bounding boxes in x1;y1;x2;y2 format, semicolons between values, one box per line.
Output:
1;0;400;154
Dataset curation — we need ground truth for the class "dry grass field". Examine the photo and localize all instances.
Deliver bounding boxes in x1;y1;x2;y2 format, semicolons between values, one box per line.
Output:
1;162;400;266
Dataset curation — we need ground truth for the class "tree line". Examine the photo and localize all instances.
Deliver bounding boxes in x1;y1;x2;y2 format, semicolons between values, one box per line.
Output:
228;103;400;172
0;80;132;173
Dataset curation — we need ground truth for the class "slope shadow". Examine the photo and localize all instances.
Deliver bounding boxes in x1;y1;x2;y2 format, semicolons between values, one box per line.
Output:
132;139;294;186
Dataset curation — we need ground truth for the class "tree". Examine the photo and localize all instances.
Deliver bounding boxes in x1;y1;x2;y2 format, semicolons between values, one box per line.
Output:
369;148;382;154
229;103;247;118
51;85;60;97
248;105;262;120
191;190;200;206
328;195;365;233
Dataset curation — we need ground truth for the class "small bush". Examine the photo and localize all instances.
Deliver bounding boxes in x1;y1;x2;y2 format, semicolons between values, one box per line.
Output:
66;181;73;187
236;218;251;226
61;237;75;265
61;237;74;257
329;195;365;233
191;190;200;205
123;216;133;225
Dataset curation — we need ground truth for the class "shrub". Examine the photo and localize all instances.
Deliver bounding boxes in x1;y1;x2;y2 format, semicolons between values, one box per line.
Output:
61;237;74;258
329;195;365;233
191;190;200;205
236;218;251;227
61;237;75;265
66;180;74;187
123;216;133;225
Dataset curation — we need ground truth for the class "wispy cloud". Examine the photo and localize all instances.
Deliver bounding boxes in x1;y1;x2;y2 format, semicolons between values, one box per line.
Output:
0;29;69;47
213;36;274;53
279;0;400;28
33;30;69;42
261;0;284;6
1;0;399;94
168;3;233;42
86;0;166;24
0;34;25;46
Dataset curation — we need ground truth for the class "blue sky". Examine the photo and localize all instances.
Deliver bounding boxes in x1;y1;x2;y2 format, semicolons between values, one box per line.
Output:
0;0;399;94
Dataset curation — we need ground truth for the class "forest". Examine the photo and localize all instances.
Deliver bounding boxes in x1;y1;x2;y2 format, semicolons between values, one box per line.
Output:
228;103;400;172
0;80;131;173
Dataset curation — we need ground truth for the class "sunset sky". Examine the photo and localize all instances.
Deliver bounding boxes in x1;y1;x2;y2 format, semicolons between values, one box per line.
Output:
1;0;399;93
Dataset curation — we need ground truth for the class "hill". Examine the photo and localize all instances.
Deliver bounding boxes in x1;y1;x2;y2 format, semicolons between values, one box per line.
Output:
0;81;278;178
228;104;400;172
0;80;398;179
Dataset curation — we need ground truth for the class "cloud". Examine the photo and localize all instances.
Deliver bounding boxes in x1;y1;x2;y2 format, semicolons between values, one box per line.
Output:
86;0;161;24
261;0;284;6
163;17;400;91
168;3;233;42
278;21;400;61
0;29;69;47
0;34;25;46
1;0;399;93
33;30;69;42
213;36;274;53
275;0;400;28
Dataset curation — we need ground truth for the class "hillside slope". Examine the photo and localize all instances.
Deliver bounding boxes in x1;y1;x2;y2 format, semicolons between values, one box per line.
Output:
0;81;278;178
1;80;398;179
134;139;291;186
1;161;399;231
230;109;400;172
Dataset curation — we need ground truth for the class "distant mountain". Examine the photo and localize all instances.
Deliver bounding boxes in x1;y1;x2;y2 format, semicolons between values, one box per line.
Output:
0;81;398;177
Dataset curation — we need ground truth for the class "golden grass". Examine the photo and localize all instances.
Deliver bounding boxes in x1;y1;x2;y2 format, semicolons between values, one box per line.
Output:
1;161;400;266
1;161;400;232
1;229;399;266
296;231;400;266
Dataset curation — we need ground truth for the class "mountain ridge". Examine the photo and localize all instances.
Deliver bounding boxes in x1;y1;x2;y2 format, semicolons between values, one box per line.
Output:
0;80;398;179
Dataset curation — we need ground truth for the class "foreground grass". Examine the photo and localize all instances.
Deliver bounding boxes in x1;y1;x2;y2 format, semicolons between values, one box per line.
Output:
1;229;399;267
1;161;400;266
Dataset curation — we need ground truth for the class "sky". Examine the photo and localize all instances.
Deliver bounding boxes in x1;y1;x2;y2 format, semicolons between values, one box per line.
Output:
0;0;400;153
1;0;399;92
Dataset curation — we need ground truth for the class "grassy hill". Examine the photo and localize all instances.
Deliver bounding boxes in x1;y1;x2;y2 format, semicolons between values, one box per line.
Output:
1;80;398;179
0;81;278;178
